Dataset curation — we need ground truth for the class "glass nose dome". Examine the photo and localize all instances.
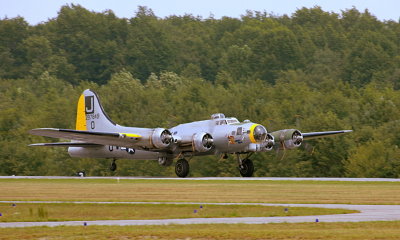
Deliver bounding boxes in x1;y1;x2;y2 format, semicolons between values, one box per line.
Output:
253;125;267;142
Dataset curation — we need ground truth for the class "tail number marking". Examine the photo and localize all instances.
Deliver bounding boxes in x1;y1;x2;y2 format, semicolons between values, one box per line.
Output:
85;96;95;114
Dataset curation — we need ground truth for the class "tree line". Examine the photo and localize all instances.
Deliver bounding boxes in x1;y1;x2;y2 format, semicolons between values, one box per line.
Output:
0;5;399;177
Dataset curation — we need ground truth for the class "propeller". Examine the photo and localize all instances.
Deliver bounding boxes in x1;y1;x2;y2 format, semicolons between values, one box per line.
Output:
160;130;173;145
292;130;303;146
202;134;214;149
264;133;275;150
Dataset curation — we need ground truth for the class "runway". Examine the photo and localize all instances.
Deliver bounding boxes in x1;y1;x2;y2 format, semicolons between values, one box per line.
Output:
1;201;400;228
1;176;400;182
1;177;399;228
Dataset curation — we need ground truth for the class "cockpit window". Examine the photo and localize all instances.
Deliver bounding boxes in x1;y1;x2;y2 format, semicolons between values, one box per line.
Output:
253;125;267;142
211;113;226;119
227;118;239;124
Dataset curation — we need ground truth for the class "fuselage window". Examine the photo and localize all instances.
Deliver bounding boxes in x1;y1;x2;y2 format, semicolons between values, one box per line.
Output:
237;127;243;135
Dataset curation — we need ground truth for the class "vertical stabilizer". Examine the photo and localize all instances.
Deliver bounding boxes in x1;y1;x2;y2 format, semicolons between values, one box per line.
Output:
75;89;117;132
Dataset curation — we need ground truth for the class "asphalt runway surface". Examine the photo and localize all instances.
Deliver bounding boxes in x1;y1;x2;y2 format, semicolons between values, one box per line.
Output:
1;176;399;228
1;201;400;228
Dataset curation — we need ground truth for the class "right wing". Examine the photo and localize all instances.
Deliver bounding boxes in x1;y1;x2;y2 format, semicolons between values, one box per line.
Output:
29;128;141;148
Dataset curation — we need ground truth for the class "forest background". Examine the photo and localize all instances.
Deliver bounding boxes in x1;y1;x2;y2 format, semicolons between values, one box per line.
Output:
1;5;399;177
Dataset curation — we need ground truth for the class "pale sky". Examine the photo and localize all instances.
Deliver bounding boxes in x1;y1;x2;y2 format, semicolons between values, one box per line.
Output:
1;0;399;25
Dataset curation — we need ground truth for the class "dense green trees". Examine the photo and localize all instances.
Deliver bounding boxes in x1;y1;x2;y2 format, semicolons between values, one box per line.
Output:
0;5;399;177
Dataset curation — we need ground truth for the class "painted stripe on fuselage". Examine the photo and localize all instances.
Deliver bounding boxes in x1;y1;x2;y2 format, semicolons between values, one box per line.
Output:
121;133;142;138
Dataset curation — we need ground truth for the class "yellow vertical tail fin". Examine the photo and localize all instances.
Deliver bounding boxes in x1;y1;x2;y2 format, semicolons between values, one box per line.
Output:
75;94;87;131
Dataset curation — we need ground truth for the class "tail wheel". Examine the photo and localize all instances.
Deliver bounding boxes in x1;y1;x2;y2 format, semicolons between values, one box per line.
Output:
239;159;254;177
175;159;189;178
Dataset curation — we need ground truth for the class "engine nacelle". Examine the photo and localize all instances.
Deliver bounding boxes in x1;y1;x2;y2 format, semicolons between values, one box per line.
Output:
151;128;173;149
192;132;214;152
271;129;303;150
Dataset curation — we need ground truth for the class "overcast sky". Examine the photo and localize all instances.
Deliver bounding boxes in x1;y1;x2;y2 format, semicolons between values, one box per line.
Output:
1;0;399;25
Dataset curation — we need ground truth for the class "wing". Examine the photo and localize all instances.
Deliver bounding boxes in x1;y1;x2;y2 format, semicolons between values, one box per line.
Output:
29;128;141;148
29;142;102;147
302;130;352;140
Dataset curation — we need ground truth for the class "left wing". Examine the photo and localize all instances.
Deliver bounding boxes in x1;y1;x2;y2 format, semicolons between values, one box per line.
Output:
29;128;141;148
302;130;352;140
270;129;352;150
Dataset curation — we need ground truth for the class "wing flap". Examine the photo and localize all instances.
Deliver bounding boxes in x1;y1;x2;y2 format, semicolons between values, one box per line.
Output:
29;128;141;148
303;130;352;140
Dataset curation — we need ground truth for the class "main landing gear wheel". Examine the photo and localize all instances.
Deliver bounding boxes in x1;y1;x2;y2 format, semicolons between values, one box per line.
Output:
175;159;189;178
110;159;117;171
239;159;254;177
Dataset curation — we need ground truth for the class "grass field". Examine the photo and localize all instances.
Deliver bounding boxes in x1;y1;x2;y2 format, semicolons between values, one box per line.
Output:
0;178;399;239
0;178;399;204
0;203;355;222
1;222;400;240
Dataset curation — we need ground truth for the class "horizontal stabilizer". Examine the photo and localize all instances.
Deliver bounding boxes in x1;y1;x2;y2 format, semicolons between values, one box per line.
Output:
29;128;141;148
303;130;352;140
29;142;102;147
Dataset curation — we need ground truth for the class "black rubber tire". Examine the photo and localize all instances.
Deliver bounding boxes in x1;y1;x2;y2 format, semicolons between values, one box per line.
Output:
175;159;190;178
239;159;254;177
110;161;117;171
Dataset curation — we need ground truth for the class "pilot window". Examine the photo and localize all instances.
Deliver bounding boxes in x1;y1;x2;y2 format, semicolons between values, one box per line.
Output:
227;119;239;124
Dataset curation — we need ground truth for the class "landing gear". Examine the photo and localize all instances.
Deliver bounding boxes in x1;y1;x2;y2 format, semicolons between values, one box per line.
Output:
239;159;254;177
158;157;173;167
237;154;254;177
110;159;117;171
175;159;189;178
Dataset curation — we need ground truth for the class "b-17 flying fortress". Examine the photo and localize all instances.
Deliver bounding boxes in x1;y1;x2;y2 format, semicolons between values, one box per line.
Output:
30;89;352;177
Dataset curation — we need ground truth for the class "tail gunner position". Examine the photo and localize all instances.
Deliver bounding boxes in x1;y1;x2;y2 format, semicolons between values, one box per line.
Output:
30;89;352;177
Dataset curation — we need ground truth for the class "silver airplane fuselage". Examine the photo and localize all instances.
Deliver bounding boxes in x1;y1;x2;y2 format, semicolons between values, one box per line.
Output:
68;114;268;161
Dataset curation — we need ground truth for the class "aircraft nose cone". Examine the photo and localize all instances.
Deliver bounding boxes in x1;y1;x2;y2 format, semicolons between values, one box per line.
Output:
253;125;267;142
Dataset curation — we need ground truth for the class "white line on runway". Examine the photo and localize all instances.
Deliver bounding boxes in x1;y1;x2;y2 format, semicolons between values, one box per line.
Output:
1;201;400;228
1;176;400;182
